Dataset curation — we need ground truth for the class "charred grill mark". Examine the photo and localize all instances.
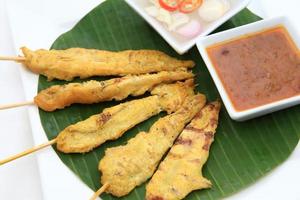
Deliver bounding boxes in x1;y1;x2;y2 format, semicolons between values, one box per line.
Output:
189;158;201;163
113;171;122;176
168;152;182;159
207;103;216;111
202;144;210;151
175;137;192;145
184;126;203;133
204;131;214;138
210;118;218;127
148;196;164;200
177;102;193;115
100;81;105;87
45;88;58;95
177;107;188;115
202;131;214;151
97;112;112;124
171;187;180;195
193;110;203;119
180;173;188;177
99;81;108;91
128;51;134;62
91;90;98;95
162;127;168;135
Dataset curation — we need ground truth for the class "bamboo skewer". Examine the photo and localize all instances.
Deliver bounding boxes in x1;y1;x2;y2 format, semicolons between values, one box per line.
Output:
0;55;33;111
0;54;33;111
0;138;57;165
0;56;26;62
89;183;110;200
0;101;34;110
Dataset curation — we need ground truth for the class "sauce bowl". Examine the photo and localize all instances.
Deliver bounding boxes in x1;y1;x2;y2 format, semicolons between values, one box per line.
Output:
196;16;300;121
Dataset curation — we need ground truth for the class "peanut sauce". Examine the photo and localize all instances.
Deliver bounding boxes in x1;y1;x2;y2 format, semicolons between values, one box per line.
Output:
207;26;300;111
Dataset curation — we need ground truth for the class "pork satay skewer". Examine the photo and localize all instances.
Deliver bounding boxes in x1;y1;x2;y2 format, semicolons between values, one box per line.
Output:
0;139;57;165
146;101;221;200
0;101;34;110
93;101;218;200
89;183;110;200
0;80;195;165
0;47;195;81
0;71;193;111
98;94;206;197
0;56;25;62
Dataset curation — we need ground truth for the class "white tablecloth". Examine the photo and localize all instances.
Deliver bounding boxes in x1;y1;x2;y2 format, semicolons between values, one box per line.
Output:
0;0;299;199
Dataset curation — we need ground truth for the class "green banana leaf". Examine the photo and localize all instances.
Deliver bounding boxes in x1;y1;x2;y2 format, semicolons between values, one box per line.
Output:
38;0;300;199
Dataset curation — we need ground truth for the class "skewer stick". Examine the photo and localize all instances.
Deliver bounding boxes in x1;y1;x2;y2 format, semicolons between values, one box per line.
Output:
0;101;34;110
89;183;110;200
0;138;57;165
0;56;26;62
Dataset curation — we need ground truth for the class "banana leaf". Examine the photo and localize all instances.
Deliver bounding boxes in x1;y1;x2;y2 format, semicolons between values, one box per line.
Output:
38;0;300;199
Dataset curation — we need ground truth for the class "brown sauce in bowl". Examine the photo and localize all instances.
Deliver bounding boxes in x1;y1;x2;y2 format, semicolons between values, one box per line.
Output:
207;26;300;111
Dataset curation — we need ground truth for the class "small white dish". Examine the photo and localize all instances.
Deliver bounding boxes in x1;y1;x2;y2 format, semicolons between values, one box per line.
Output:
196;16;300;121
125;0;251;54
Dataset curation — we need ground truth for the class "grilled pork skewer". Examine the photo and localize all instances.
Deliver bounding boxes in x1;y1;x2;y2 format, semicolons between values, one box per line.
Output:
0;47;195;81
146;101;221;200
89;183;110;200
99;94;206;197
35;71;193;111
57;79;195;153
0;71;193;111
0;80;194;164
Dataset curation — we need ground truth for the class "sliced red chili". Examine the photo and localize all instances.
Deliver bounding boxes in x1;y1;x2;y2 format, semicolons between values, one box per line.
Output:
159;0;180;12
179;0;203;13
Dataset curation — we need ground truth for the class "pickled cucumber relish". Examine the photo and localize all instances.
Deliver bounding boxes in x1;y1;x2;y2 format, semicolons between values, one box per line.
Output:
145;0;230;38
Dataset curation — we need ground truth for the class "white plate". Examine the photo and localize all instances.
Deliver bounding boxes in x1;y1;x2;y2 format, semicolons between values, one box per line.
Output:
125;0;251;54
196;16;300;121
4;0;300;200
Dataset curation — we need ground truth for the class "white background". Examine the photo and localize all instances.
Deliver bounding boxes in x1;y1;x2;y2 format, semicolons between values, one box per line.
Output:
0;0;299;200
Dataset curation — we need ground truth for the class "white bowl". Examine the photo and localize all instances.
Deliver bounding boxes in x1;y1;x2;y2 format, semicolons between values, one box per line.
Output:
125;0;251;54
196;16;300;121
